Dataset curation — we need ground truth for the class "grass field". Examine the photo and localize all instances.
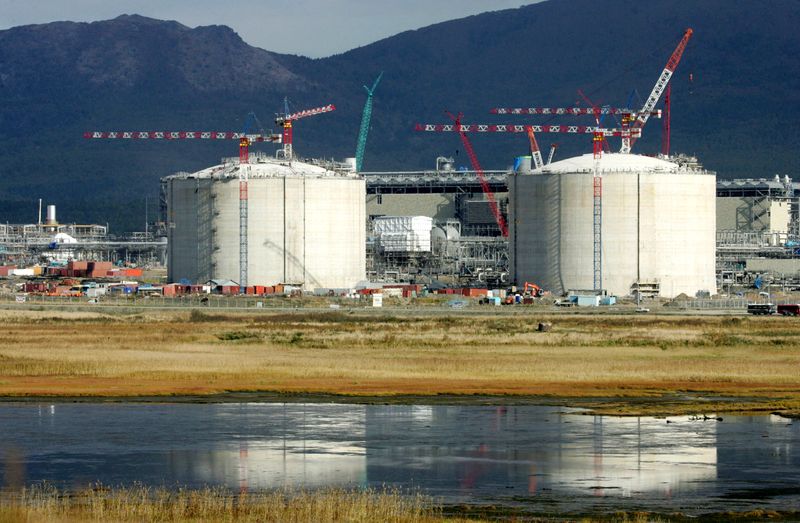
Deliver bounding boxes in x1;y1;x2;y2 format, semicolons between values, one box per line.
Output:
0;484;454;523
0;483;793;523
0;308;799;415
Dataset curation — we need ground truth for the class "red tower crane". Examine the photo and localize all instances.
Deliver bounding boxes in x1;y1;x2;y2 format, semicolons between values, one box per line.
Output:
274;101;335;160
84;125;282;292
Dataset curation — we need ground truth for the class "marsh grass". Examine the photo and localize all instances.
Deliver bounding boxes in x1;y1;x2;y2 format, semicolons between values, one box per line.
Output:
0;483;451;523
1;310;800;412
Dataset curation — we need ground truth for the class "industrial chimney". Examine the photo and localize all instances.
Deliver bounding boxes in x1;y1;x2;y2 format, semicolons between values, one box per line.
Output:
45;205;57;225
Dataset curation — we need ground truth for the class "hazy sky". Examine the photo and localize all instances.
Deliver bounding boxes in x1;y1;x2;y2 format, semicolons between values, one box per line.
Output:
0;0;541;57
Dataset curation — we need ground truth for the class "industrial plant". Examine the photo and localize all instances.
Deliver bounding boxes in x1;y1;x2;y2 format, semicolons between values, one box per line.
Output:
3;27;800;308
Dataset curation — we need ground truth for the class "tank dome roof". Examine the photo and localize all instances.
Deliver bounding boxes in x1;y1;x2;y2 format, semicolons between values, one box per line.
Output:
540;153;679;174
163;152;358;181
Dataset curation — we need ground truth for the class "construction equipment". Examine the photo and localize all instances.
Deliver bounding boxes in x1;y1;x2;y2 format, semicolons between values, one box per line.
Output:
491;106;643;116
415;122;641;140
523;281;543;297
443;112;509;237
85;120;282;293
84;130;281;142
576;89;613;153
661;83;671;156
526;127;544;170
621;28;693;153
355;73;383;172
489;105;659;154
275;99;335;160
547;143;558;165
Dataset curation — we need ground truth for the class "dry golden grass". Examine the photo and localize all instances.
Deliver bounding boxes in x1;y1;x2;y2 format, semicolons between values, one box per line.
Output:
0;483;458;523
0;483;692;523
1;310;799;413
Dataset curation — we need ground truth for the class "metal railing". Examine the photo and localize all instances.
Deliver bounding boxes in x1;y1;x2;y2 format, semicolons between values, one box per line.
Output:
0;293;363;310
676;299;749;310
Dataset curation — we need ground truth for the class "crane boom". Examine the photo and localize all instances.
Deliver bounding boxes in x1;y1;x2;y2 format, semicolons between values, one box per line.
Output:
621;28;693;153
492;107;630;116
355;73;383;172
275;103;335;160
84;131;281;140
284;104;335;122
415;123;641;138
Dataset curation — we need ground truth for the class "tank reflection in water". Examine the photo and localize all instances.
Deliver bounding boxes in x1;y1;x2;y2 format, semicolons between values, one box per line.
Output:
0;403;798;515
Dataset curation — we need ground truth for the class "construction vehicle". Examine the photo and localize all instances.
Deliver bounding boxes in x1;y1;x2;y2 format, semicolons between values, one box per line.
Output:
501;281;544;304
523;281;543;297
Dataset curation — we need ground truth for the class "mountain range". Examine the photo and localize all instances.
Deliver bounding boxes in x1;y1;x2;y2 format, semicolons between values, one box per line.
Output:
0;0;798;232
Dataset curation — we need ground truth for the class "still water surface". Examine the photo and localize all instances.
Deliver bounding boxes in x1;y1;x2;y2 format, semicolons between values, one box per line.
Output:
0;403;798;514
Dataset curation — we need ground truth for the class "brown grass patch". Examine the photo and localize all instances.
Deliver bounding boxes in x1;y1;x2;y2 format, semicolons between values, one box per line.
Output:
1;310;800;414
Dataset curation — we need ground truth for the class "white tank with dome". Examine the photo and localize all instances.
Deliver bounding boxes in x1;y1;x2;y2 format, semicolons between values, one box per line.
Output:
164;152;365;289
509;153;716;298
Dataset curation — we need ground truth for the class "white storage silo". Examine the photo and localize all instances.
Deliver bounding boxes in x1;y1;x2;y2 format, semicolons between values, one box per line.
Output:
165;154;365;290
509;153;716;298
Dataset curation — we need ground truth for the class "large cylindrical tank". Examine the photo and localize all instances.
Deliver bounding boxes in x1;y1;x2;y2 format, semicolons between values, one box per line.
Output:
164;156;365;290
509;153;716;298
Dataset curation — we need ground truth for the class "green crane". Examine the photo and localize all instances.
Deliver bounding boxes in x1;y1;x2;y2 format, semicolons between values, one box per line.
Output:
355;72;383;172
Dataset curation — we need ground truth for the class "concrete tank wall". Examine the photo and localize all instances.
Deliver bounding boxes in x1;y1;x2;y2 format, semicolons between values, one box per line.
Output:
166;177;214;284
167;168;365;290
510;155;716;298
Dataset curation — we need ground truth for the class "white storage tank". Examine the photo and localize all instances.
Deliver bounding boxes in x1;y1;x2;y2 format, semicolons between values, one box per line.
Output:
509;153;716;298
164;153;365;290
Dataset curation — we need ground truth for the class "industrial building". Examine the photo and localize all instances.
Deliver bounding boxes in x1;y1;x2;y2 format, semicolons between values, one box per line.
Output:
0;203;165;266
163;151;365;290
716;176;795;237
509;153;717;298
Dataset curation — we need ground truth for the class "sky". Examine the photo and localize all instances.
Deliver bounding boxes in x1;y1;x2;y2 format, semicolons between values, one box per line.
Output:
0;0;540;57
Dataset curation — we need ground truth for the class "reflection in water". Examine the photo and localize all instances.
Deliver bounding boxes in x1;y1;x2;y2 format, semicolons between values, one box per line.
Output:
364;406;718;504
0;403;367;491
0;403;798;514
